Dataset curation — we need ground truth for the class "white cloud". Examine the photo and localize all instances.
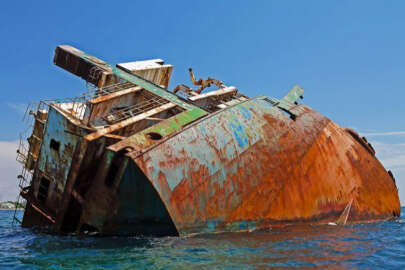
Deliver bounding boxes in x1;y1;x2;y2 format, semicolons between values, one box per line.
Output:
0;141;21;202
362;131;405;137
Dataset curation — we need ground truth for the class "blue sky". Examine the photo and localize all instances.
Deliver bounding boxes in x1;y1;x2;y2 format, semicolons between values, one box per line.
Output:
0;1;404;203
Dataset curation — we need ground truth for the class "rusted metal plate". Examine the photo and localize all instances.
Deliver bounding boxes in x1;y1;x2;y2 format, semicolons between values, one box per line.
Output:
125;97;400;235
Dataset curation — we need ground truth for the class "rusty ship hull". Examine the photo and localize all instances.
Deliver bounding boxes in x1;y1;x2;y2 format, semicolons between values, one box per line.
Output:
14;45;400;236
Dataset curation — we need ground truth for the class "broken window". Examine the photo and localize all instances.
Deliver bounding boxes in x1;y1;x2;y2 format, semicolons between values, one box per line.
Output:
37;177;50;204
50;139;60;152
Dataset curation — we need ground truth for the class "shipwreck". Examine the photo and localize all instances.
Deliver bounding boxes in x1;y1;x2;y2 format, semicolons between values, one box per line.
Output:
13;45;400;236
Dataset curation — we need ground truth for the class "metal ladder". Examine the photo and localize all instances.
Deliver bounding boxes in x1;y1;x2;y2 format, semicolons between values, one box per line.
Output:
12;102;45;226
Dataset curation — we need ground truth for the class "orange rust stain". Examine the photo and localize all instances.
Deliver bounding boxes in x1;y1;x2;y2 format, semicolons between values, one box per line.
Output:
135;105;400;232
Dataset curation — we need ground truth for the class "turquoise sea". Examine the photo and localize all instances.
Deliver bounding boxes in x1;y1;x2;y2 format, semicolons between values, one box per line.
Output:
0;208;404;269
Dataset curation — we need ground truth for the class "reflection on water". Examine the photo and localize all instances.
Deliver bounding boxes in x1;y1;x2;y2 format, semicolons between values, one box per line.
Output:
1;209;405;269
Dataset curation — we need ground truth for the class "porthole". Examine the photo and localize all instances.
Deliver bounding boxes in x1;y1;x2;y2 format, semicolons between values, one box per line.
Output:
146;132;163;140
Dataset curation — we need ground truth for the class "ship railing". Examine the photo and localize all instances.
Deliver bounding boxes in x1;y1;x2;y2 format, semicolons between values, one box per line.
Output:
39;96;88;121
16;102;39;165
13;101;45;226
16;134;29;165
37;80;137;122
86;80;136;99
104;90;169;124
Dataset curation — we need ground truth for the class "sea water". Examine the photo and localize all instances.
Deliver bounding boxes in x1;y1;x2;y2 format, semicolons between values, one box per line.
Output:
1;208;404;269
